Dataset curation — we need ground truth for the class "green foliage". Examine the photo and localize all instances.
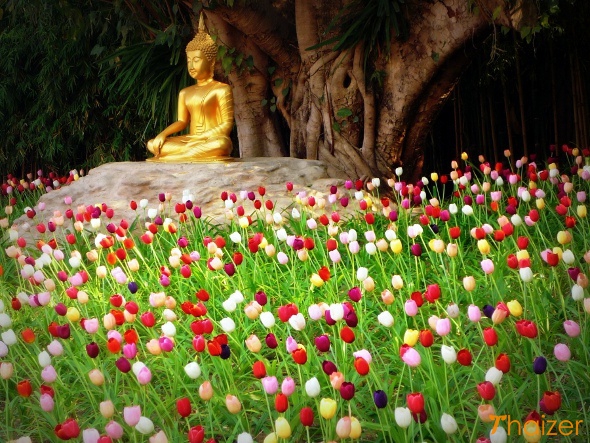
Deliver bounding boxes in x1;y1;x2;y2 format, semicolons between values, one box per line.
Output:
0;0;197;178
308;0;409;74
0;0;148;176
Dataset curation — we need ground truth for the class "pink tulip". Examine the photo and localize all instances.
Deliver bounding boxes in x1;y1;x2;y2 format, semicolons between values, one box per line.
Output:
554;343;571;361
404;300;418;317
468;305;481;322
136;366;152;385
481;259;495;274
40;393;55;411
281;377;296;396
41;365;57;383
277;252;289;264
401;347;421;367
286;336;298;353
563;320;581;337
82;428;100;443
83;318;99;334
123;343;138;359
105;421;124;439
435;318;451;336
123;405;141;426
261;376;278;395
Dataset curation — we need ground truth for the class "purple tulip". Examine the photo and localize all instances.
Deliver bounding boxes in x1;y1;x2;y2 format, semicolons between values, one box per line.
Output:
315;335;331;352
373;390;388;408
115;357;132;373
533;356;547;374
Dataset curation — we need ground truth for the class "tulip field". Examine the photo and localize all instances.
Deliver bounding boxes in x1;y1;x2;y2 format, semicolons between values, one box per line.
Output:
1;149;589;443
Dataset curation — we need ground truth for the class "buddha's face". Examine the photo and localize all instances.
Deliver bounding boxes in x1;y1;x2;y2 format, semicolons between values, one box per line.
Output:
187;50;213;81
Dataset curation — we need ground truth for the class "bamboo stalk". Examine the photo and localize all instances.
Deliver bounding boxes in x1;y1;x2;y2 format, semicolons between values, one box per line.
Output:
550;42;559;149
457;84;464;154
513;31;528;157
488;92;499;165
453;89;462;159
575;54;589;148
502;79;515;153
569;52;580;148
479;88;488;161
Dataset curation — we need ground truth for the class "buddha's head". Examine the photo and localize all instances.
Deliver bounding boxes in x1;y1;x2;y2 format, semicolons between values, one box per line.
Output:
186;14;217;82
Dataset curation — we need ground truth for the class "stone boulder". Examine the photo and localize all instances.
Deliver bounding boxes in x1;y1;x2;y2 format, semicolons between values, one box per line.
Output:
12;158;346;237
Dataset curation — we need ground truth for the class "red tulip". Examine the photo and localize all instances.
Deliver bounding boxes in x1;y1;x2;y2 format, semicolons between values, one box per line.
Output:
477;381;496;400
449;226;461;239
300;407;314;427
318;266;331;282
252;361;266;379
275;393;289;412
123;329;139;344
140;311;155;327
21;328;35;343
515;320;538;338
517;236;529;249
424;284;440;303
177;397;192;417
457;349;472;366
540;390;561;415
495;353;511;373
483;327;498;346
411;291;424;307
106;337;121;354
188;425;205;443
506;254;518;269
354;357;370;375
54;418;80;440
407;392;425;414
340;326;355;343
17;379;33;397
419;329;434;347
292;348;307;365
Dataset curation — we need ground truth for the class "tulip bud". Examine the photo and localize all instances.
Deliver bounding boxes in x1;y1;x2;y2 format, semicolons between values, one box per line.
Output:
225;395;242;414
199;381;213;401
100;400;115;418
320;398;337;419
88;369;105;386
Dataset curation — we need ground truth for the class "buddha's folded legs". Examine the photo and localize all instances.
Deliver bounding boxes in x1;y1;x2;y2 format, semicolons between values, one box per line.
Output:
147;135;232;162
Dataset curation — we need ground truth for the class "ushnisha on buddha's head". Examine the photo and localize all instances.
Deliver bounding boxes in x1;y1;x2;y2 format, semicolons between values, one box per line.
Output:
186;15;217;82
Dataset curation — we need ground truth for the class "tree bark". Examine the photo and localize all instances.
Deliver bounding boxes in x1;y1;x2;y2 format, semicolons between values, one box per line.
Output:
202;0;537;182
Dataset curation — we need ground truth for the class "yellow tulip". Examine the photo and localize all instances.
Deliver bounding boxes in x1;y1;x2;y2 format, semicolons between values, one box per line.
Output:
477;239;490;255
310;274;324;288
390;239;403;254
349;416;362;439
275;417;291;439
557;230;572;245
403;329;420;347
320;398;337;419
577;205;587;218
66;307;80;322
507;300;523;317
516;250;529;261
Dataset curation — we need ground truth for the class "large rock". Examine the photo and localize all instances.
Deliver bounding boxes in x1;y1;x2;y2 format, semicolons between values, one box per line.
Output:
13;158;345;236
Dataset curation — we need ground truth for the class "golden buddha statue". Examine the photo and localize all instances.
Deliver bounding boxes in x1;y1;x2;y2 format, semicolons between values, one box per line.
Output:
147;15;234;162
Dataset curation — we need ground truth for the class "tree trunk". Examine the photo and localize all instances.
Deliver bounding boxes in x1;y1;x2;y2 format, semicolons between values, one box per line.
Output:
203;0;536;182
